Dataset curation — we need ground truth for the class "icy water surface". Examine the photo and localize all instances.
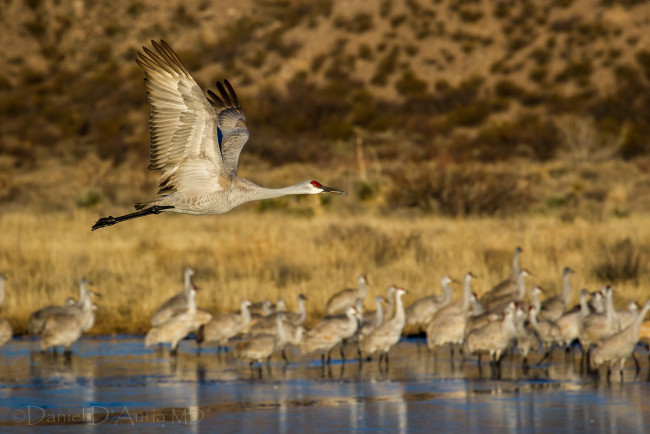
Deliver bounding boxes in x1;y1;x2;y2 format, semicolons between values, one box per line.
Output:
0;337;649;432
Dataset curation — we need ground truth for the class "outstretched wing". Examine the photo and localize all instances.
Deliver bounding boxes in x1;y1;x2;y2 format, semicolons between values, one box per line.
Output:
207;80;249;176
136;40;225;196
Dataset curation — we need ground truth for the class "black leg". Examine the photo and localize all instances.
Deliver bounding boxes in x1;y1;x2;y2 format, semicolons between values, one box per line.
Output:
91;205;174;231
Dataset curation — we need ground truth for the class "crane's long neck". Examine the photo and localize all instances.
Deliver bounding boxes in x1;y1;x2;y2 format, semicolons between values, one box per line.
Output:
187;291;196;314
441;281;452;302
517;274;526;300
237;181;311;205
358;279;368;298
297;299;306;324
503;310;517;338
605;291;618;331
632;304;650;334
579;291;589;316
240;302;251;325
461;276;472;311
374;299;384;327
531;290;541;314
471;297;485;316
394;293;405;325
346;310;358;332
276;316;286;342
184;270;193;294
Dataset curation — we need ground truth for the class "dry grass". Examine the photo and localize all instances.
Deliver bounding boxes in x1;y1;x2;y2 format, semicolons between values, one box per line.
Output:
1;209;649;335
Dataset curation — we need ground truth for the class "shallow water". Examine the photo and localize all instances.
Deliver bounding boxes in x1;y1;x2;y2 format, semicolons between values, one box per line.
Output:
0;337;649;432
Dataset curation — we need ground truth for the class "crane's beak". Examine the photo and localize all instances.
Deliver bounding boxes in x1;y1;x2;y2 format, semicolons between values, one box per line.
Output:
321;185;347;194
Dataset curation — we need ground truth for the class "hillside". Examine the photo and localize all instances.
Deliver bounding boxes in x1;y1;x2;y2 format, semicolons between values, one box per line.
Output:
2;0;650;217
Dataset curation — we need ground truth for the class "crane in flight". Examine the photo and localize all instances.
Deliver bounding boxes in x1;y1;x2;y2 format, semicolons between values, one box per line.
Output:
92;40;345;231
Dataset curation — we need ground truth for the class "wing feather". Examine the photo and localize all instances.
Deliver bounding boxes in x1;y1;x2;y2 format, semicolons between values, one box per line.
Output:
136;40;225;196
207;79;250;175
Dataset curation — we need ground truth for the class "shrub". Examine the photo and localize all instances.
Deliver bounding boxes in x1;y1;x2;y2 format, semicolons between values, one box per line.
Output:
371;46;400;86
395;70;428;96
386;163;535;216
593;238;644;284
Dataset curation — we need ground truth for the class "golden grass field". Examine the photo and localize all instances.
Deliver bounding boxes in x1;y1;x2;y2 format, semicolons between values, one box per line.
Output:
0;208;647;335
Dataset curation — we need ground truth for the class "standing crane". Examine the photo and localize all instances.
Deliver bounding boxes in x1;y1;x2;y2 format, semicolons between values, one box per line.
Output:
479;246;523;304
405;275;456;332
300;305;360;365
151;268;195;326
591;300;650;380
145;285;199;355
360;287;407;367
325;275;369;316
91;40;345;231
539;267;574;322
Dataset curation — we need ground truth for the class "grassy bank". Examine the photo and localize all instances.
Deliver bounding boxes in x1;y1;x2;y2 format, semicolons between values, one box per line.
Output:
0;209;647;335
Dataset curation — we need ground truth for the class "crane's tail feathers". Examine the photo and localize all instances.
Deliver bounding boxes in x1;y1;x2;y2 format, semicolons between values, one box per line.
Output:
91;205;174;231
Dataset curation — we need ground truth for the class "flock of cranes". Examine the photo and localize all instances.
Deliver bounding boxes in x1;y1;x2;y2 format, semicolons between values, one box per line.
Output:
2;246;649;381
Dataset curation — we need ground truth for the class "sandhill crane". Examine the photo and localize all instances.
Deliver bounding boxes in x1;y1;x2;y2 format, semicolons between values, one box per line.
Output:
249;294;307;332
40;312;83;355
556;289;590;348
382;286;397;321
589;289;605;313
579;286;619;367
145;285;198;355
190;308;213;350
479;246;522;303
325;275;368;316
275;298;288;313
358;296;387;340
464;302;517;373
514;305;541;369
91;40;345;231
29;279;92;335
528;298;562;363
250;316;305;363
405;275;455;331
196;299;251;351
591;300;650;379
247;300;273;317
233;315;286;372
426;272;476;356
360;287;407;367
466;310;502;335
539;267;573;322
482;269;531;313
301;305;359;365
470;292;485;316
151;268;195;326
29;298;78;335
40;282;97;355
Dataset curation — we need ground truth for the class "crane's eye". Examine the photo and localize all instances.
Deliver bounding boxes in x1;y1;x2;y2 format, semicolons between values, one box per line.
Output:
310;180;322;188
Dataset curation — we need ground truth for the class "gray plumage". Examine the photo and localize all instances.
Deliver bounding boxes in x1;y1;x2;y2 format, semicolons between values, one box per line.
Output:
151;268;195;326
92;40;344;231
